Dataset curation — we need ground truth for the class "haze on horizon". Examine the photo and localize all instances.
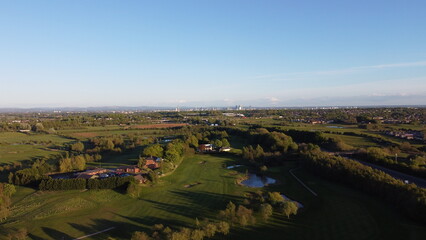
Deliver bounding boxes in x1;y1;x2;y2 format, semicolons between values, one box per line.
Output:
1;0;426;108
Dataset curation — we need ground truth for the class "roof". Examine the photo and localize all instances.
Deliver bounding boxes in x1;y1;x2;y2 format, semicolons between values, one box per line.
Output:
117;165;139;170
76;173;94;179
134;174;145;181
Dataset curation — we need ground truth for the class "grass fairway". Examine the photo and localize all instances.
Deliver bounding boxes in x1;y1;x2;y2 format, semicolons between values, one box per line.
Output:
2;154;245;240
231;163;426;240
1;155;425;240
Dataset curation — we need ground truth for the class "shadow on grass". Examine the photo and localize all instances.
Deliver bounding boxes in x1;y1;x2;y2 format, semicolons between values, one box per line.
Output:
137;190;244;221
67;218;145;240
40;227;74;240
115;214;189;231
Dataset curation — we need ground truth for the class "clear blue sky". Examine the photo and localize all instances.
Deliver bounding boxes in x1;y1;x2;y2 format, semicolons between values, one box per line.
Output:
1;0;426;107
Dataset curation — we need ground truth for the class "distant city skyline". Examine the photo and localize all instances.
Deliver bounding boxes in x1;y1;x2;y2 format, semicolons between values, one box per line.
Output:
1;0;426;107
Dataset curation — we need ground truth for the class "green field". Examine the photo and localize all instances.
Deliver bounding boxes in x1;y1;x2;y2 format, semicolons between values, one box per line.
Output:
0;144;64;164
0;132;72;144
57;125;168;140
323;133;380;148
2;152;425;240
0;132;70;164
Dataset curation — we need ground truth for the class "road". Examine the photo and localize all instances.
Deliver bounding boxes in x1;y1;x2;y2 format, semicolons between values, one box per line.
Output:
353;159;426;188
326;150;426;188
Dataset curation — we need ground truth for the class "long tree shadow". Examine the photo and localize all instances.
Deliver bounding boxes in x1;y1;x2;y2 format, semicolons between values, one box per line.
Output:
27;233;46;240
114;214;189;232
68;218;143;240
140;198;203;219
169;190;244;211
40;227;74;240
138;190;244;221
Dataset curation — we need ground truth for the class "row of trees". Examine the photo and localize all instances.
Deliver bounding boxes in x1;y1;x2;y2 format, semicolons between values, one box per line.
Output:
131;193;301;240
354;147;426;178
131;221;230;240
301;144;426;223
240;128;298;166
39;176;135;191
0;183;16;221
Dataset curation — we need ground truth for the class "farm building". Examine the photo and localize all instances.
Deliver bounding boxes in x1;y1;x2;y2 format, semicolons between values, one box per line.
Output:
144;159;160;169
83;168;107;176
219;147;231;152
199;144;213;152
134;174;147;184
116;165;141;174
75;173;98;179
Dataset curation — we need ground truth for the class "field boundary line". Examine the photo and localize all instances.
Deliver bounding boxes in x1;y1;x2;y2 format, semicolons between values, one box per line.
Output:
73;227;115;239
289;168;318;197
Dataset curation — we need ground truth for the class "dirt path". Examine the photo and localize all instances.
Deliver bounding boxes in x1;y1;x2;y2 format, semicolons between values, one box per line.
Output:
73;227;115;240
289;168;318;197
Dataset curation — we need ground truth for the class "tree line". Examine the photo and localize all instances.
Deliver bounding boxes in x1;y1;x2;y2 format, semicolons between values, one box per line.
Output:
300;144;426;223
39;176;134;191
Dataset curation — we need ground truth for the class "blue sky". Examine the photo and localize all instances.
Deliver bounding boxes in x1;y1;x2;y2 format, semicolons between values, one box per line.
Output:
1;0;426;107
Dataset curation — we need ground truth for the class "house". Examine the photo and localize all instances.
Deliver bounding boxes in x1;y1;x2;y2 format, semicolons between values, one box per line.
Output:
219;147;231;152
199;144;213;152
134;174;147;184
145;156;162;162
144;159;160;169
116;165;141;174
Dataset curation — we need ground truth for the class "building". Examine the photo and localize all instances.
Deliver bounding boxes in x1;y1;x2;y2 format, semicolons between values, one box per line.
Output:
219;147;231;152
134;174;147;184
75;173;99;179
199;144;213;152
144;159;160;169
83;168;107;175
116;165;141;174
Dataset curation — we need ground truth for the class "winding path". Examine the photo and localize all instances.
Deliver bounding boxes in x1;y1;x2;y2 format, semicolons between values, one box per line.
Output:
73;227;115;240
289;168;318;197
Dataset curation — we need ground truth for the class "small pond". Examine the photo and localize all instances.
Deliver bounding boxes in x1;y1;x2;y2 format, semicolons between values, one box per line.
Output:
227;165;243;169
281;194;304;208
241;173;276;188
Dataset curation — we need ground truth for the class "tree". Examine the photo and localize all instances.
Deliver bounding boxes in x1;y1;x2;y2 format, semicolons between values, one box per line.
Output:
105;140;115;151
143;144;164;157
221;138;230;148
71;142;84;152
164;149;180;163
32;123;44;132
281;201;298;218
59;157;72;173
259;203;273;220
203;223;217;238
131;231;150;240
268;192;284;205
127;182;139;198
188;135;199;148
137;156;147;169
190;229;205;240
213;139;223;148
216;221;230;235
72;155;86;171
3;184;16;197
